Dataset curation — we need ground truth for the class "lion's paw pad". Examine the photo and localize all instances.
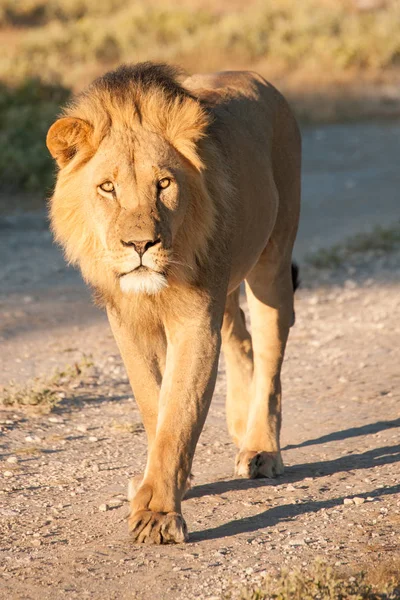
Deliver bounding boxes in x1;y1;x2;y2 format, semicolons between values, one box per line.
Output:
235;450;284;479
128;510;188;544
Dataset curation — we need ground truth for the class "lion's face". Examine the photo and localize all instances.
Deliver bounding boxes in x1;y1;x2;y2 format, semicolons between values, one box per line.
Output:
49;121;203;296
80;128;192;295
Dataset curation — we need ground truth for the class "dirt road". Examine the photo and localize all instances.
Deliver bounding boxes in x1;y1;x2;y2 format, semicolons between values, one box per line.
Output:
0;122;399;599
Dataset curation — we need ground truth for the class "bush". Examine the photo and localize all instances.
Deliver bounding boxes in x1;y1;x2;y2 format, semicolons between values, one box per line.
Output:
0;79;70;192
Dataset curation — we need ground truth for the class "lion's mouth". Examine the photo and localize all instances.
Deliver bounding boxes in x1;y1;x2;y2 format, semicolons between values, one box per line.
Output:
118;265;150;279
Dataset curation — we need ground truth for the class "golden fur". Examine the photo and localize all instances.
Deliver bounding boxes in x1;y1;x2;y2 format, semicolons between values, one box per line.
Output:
47;62;301;544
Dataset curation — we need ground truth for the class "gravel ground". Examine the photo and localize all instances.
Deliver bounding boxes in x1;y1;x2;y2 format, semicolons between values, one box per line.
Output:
1;122;399;599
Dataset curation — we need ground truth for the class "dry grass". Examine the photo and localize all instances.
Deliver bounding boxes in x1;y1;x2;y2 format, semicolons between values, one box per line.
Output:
236;562;400;600
1;0;400;89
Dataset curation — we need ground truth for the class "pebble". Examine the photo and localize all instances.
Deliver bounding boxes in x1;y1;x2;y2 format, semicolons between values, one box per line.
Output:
353;497;365;505
6;456;18;464
343;498;353;505
48;417;63;424
107;499;124;509
99;504;108;512
89;436;99;442
77;424;88;433
288;538;306;546
3;471;14;478
286;484;296;492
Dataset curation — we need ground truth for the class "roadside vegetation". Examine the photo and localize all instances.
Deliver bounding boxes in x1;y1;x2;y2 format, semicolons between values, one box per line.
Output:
1;0;399;194
305;223;400;269
1;0;400;86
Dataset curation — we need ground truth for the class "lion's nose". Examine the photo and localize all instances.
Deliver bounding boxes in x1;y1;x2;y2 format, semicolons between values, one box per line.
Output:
120;238;161;257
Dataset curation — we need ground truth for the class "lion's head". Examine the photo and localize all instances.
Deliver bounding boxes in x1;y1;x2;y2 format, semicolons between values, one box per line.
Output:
47;63;218;301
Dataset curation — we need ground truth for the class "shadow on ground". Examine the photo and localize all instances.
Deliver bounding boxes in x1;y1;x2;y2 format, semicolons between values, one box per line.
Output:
188;438;400;502
283;418;400;450
190;483;400;543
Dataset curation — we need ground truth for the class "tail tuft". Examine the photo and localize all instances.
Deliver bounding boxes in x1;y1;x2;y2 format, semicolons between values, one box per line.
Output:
290;262;300;327
291;262;300;293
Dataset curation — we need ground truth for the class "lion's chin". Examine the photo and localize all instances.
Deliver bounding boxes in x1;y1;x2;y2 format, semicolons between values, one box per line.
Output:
119;269;168;295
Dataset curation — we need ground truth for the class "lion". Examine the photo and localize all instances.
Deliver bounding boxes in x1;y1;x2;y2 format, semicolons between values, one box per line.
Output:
46;62;301;544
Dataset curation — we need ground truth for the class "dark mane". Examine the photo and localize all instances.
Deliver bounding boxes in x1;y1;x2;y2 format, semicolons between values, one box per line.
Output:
91;62;194;102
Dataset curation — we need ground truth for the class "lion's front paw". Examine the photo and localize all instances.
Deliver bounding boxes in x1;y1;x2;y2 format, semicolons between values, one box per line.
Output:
235;450;284;479
128;510;188;544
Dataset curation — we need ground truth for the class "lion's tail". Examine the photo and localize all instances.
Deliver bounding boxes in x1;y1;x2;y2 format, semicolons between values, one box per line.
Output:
291;262;300;293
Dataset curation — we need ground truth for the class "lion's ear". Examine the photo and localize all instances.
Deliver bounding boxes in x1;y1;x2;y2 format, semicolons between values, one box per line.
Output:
46;117;93;168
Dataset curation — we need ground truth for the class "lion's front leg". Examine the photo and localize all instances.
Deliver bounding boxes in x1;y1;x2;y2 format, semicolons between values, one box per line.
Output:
107;309;166;452
129;306;223;544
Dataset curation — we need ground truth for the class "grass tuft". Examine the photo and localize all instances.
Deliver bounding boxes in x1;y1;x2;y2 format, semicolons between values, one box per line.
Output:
0;355;93;409
305;223;400;269
236;562;400;600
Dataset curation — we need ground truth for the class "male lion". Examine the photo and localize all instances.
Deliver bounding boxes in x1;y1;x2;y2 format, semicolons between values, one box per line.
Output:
47;63;301;544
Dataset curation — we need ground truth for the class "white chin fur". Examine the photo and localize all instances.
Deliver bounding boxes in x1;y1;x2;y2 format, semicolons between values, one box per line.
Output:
120;270;168;295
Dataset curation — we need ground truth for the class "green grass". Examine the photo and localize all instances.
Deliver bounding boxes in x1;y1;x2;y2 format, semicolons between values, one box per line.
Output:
305;224;400;269
237;563;400;600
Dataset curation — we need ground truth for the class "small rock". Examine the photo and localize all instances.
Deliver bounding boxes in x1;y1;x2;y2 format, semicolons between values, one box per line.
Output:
89;436;98;442
77;424;88;433
286;484;296;492
48;417;63;424
3;471;14;478
288;538;306;546
6;457;18;464
107;499;123;509
343;498;354;505
353;497;365;505
99;504;108;512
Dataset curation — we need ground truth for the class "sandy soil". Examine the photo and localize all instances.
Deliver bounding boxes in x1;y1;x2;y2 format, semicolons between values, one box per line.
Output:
0;122;399;599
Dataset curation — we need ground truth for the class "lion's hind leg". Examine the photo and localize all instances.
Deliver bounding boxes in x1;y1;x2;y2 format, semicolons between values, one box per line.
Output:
235;252;294;479
222;287;254;448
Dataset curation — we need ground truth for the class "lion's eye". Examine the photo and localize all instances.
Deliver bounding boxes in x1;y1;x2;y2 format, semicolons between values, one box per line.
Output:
99;181;114;193
157;178;171;190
